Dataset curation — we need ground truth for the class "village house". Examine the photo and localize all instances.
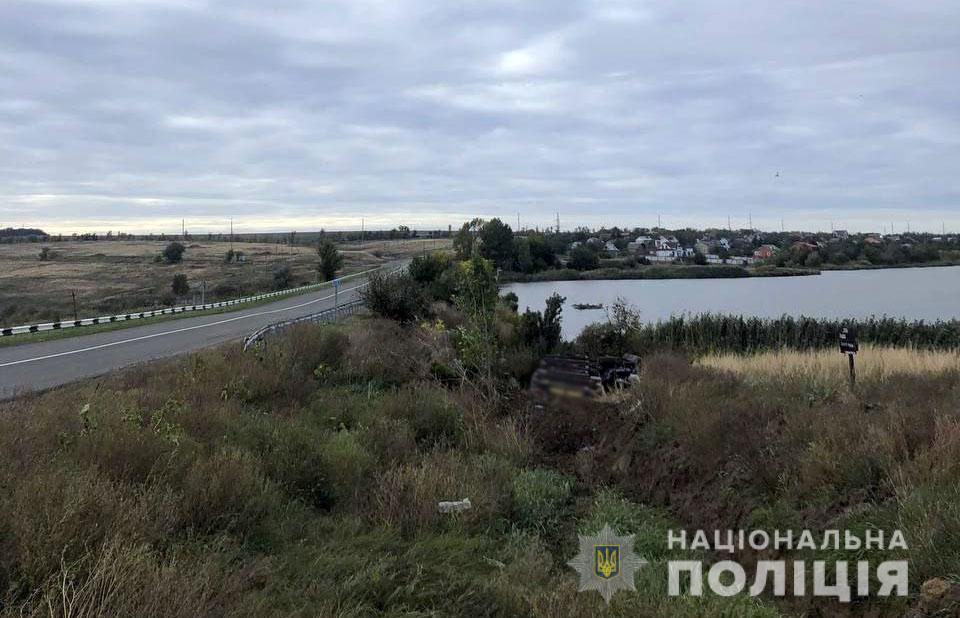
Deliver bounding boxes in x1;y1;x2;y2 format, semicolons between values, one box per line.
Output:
655;235;679;251
627;235;654;254
753;244;778;260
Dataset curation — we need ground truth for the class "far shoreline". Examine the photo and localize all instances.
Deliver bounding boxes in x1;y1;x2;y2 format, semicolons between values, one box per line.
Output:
499;264;819;284
501;260;960;284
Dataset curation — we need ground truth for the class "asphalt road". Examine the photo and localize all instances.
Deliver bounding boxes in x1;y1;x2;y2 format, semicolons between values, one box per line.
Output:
0;270;381;398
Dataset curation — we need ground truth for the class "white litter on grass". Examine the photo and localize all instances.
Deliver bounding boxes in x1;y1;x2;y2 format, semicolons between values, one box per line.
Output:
437;498;472;513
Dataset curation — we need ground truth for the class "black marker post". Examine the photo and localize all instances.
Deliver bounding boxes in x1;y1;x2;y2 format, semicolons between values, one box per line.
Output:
839;325;859;387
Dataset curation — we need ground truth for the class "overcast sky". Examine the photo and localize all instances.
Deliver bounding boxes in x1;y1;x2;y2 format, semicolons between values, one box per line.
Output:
1;0;959;234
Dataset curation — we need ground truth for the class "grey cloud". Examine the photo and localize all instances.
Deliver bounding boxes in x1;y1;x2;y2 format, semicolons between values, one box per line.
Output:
0;0;958;233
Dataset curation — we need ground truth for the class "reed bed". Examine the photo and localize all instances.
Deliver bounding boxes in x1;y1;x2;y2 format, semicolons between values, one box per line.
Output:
697;344;960;384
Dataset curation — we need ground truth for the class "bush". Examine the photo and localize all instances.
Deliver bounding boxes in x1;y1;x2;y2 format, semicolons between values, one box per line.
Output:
171;273;189;296
320;430;374;506
182;447;276;536
378;385;464;447
409;252;450;284
272;263;292;290
162;242;186;264
510;468;573;534
361;271;425;324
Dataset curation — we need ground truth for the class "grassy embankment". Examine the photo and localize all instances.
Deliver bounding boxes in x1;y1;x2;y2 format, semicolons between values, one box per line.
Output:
500;264;816;283
2;302;960;615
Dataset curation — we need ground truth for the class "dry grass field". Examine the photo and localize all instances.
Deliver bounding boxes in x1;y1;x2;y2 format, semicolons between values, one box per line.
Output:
0;237;449;326
697;344;960;386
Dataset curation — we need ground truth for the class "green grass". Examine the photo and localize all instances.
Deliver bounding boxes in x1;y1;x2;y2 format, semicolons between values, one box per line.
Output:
3;307;959;615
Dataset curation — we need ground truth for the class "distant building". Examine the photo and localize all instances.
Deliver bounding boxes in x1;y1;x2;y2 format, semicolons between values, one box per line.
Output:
753;244;778;260
627;235;653;254
604;241;620;254
655;235;679;251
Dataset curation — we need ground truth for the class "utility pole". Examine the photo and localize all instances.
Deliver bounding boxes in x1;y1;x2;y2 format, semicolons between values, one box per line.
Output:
182;219;185;240
71;290;78;322
780;218;784;232
749;212;753;230
555;212;560;234
727;215;732;231
230;218;234;251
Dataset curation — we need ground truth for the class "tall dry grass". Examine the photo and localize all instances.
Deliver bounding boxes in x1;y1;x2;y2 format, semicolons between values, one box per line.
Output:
697;345;960;385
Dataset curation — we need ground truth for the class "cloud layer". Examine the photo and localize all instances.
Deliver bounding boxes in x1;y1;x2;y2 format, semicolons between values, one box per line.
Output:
1;0;959;233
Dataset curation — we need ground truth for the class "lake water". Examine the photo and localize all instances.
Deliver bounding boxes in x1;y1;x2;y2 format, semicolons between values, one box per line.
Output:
503;266;960;340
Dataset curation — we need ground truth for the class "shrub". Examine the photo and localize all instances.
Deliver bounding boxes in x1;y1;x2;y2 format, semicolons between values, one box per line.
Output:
409;252;450;284
361;271;425;324
162;241;186;264
171;273;189;296
510;468;573;534
272;263;292;290
182;447;276;536
378;385;464;447
320;430;375;506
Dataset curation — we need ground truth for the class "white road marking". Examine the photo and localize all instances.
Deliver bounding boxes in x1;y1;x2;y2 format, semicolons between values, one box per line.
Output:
0;282;369;368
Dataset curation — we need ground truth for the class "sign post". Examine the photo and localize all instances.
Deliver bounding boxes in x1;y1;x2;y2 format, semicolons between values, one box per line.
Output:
839;325;859;387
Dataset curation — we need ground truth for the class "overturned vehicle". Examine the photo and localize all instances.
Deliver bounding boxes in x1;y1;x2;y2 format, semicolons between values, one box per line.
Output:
529;354;640;401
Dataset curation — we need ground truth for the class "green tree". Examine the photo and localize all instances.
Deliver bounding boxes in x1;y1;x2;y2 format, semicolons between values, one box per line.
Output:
163;241;186;264
519;292;566;354
514;237;534;273
479;218;515;269
453;218;484;259
171;273;189;296
569;244;599;270
317;240;343;281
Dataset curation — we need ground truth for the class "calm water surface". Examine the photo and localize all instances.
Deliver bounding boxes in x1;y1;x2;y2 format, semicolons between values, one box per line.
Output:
504;266;960;340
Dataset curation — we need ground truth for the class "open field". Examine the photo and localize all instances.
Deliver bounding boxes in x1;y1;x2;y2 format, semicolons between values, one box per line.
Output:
0;238;448;327
698;345;960;386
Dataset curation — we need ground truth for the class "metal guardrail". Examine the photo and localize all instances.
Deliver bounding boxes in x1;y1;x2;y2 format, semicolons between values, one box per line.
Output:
0;265;386;338
242;299;366;351
240;263;406;351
